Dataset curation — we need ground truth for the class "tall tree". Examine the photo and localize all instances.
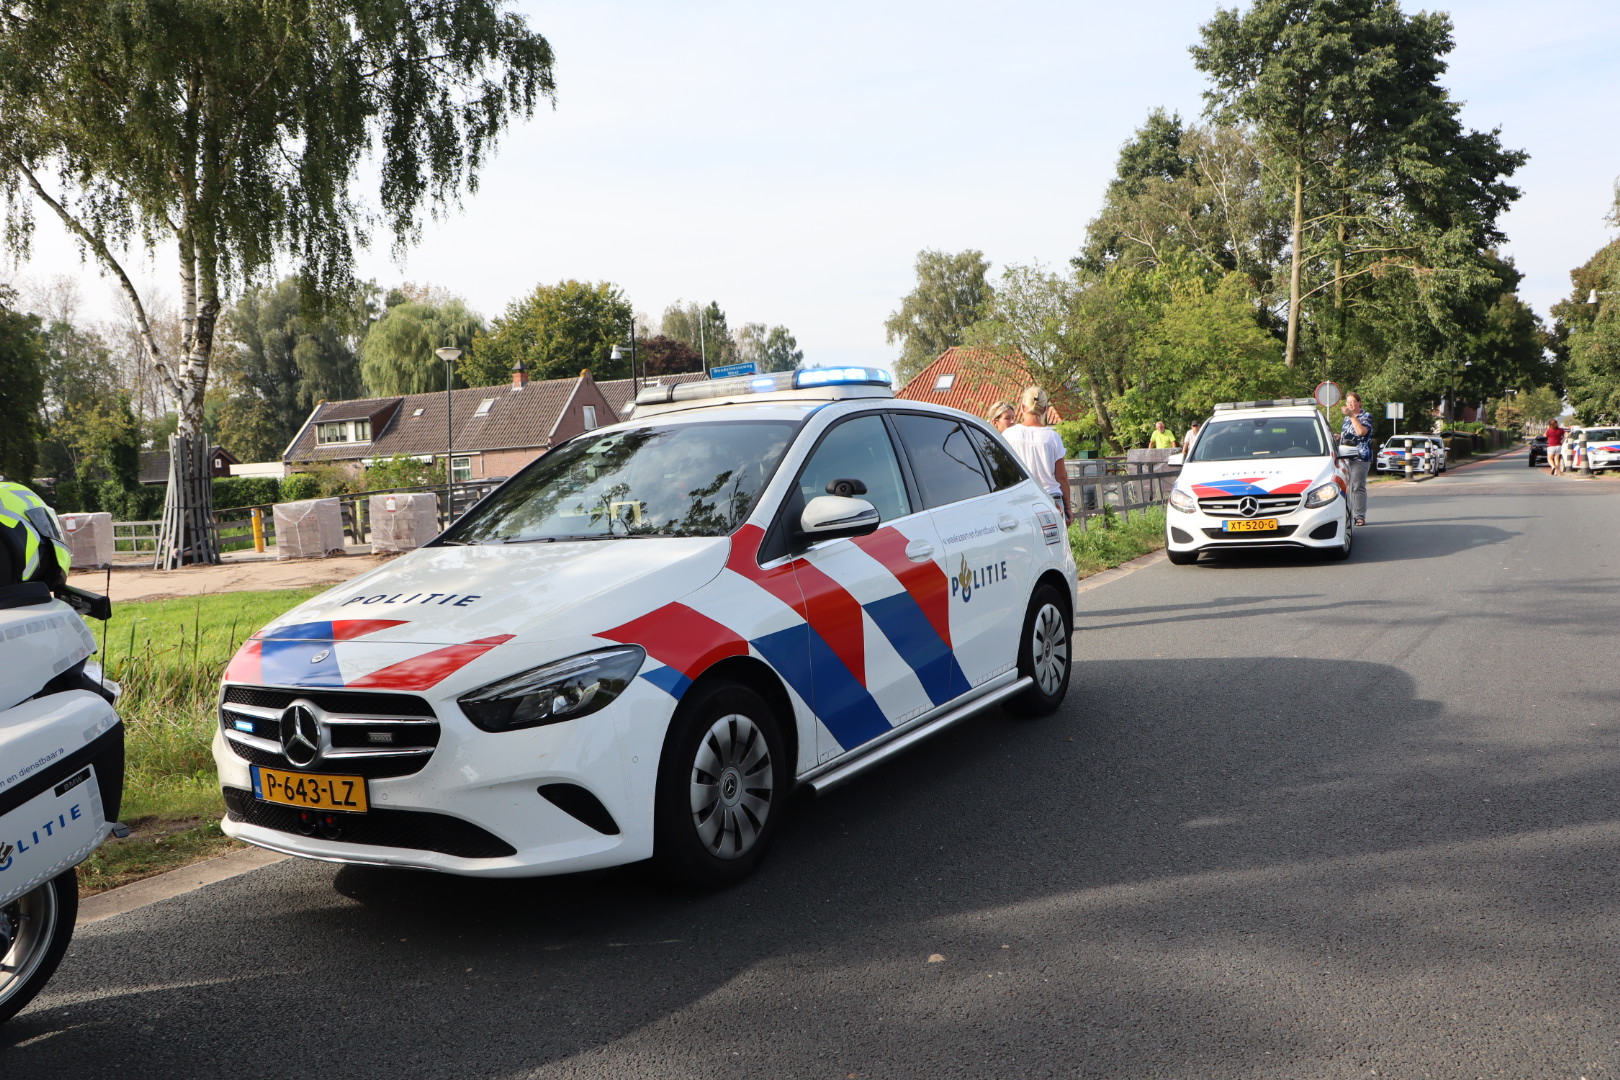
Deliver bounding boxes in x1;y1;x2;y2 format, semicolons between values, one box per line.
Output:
885;249;992;379
217;277;370;461
465;280;632;385
361;297;483;395
0;0;555;562
1555;231;1620;422
660;300;734;368
1192;0;1525;368
736;323;804;373
0;287;44;481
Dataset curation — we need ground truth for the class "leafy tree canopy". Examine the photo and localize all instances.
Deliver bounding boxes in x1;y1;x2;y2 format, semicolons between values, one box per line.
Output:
361;298;483;396
660;301;734;367
465;280;632;385
1192;0;1526;368
638;335;703;378
0;287;45;480
885;249;992;380
217;277;372;461
736;323;804;373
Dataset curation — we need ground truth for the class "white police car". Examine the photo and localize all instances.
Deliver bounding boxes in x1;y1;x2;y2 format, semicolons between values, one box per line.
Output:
1376;433;1448;474
1578;427;1620;473
213;369;1076;887
1165;398;1356;565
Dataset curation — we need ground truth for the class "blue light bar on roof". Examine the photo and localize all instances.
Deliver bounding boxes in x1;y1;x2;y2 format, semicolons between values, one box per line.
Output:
633;366;894;408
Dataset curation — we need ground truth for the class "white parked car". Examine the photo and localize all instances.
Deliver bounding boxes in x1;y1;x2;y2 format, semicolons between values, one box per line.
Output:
1376;434;1448;474
1165;398;1356;565
213;369;1076;887
1578;427;1620;473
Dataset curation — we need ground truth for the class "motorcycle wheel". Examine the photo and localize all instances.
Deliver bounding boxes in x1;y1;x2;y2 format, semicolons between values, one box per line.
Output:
0;868;78;1024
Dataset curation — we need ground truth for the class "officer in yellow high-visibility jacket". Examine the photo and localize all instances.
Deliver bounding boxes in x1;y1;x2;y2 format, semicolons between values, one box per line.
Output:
0;480;69;587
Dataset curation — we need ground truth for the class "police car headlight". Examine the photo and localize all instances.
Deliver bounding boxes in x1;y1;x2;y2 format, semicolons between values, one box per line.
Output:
458;646;646;733
1169;487;1197;513
1304;482;1339;508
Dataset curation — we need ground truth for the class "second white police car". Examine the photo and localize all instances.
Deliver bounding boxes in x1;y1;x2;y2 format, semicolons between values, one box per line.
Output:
1166;398;1357;565
213;369;1076;887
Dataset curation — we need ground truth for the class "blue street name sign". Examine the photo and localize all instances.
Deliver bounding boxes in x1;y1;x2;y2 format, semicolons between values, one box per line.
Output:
709;361;758;379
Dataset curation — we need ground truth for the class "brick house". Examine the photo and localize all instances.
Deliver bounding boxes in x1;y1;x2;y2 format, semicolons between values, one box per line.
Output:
282;367;618;481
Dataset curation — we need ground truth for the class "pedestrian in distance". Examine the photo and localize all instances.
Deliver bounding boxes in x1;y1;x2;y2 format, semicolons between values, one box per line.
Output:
986;400;1016;433
1002;386;1074;524
1339;392;1375;527
1183;423;1200;455
1149;421;1177;449
1545;418;1565;475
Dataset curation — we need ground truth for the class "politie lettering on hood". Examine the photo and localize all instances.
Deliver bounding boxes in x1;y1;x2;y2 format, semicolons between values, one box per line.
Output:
341;592;482;608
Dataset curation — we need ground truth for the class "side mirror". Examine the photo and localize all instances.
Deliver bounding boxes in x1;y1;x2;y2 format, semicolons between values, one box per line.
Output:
1166;453;1184;466
798;495;880;543
1337;445;1361;460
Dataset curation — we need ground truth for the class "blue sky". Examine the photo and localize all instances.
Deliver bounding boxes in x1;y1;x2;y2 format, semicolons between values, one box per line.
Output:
12;0;1620;367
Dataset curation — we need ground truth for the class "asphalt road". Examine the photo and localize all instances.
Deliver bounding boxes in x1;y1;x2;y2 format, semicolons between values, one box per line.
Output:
9;448;1620;1079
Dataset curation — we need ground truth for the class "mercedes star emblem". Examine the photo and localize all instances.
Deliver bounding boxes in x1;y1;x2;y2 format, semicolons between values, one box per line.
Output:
280;703;323;767
1238;495;1260;518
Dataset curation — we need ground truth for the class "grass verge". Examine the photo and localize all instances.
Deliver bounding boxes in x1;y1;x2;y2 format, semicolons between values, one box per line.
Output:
1069;504;1167;577
78;587;327;895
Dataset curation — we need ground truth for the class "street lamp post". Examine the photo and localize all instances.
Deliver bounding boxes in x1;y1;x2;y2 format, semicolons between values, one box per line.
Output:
609;321;638;391
1447;359;1473;424
436;346;462;524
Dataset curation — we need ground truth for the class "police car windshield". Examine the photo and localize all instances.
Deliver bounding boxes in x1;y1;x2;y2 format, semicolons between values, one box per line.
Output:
1189;416;1326;461
1583;428;1620;440
442;420;797;543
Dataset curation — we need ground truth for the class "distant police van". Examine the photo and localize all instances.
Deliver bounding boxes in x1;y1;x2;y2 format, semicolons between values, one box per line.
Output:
1166;398;1356;565
214;369;1076;887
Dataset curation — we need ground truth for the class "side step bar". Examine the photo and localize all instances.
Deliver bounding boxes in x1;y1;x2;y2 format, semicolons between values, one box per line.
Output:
801;674;1034;796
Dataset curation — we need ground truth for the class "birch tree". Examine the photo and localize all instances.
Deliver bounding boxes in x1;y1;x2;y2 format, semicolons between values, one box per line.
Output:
0;0;555;560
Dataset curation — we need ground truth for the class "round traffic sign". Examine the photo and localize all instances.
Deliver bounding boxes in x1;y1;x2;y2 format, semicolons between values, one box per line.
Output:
1314;380;1342;409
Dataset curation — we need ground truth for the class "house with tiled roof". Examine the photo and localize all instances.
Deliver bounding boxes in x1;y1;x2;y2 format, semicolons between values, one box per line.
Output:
282;367;617;482
895;347;1063;423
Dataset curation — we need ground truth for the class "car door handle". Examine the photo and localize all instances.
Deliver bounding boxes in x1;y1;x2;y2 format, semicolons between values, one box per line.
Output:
997;515;1019;532
904;539;934;562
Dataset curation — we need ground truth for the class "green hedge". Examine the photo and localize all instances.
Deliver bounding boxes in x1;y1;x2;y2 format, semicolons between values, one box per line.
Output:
211;476;282;511
278;473;319;502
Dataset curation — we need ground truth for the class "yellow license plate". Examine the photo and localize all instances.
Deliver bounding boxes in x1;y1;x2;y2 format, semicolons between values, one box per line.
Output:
1224;518;1278;532
251;765;369;813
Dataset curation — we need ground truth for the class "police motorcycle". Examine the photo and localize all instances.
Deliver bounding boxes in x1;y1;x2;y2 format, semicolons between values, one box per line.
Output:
0;482;124;1024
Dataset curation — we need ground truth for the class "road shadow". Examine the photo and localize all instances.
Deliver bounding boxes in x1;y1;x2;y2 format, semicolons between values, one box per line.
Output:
9;658;1620;1078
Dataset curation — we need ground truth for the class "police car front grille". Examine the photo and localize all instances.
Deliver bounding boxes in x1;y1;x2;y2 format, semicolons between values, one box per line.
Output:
1197;494;1302;516
222;686;434;717
222;787;516;859
220;685;440;779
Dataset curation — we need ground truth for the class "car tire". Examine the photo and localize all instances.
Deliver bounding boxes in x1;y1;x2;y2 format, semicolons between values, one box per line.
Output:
1326;511;1353;561
1166;547;1198;565
0;868;78;1025
1005;584;1072;718
653;679;786;890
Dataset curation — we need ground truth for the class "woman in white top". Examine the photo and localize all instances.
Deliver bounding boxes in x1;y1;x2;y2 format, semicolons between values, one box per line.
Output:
1000;385;1073;523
